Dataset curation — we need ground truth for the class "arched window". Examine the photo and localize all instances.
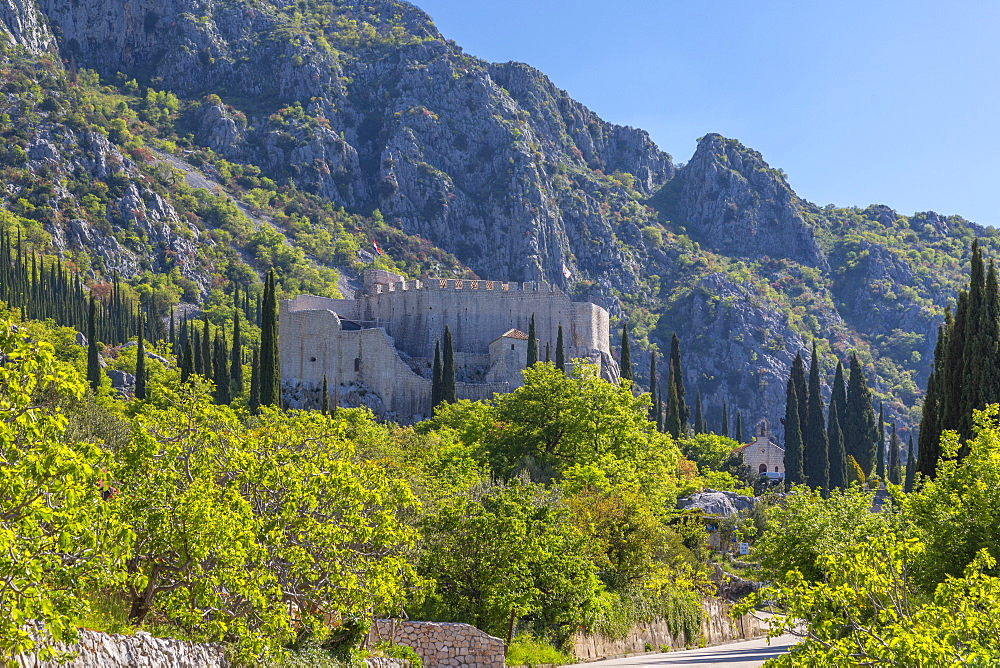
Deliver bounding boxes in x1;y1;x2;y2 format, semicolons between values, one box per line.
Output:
774;466;779;472
354;358;361;372
758;463;768;474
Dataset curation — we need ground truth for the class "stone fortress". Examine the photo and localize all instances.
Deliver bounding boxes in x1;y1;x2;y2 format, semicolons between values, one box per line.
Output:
280;270;619;422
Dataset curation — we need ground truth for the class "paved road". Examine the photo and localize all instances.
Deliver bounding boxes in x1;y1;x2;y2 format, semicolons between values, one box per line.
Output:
575;634;799;667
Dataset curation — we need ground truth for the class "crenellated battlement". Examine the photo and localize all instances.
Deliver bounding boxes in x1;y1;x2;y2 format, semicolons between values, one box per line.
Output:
370;277;559;295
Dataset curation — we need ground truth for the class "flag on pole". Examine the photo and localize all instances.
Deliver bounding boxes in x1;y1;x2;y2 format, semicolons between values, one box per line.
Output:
373;240;384;256
561;262;573;280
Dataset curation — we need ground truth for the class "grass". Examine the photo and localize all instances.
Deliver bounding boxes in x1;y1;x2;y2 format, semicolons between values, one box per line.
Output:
505;633;572;667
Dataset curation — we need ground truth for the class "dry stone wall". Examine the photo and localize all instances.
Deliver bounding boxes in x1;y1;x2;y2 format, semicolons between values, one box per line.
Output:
14;629;229;668
570;597;767;663
370;620;505;668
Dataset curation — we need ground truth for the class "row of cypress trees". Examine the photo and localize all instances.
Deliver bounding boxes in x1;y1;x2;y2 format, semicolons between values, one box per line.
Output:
1;231;144;344
782;345;893;492
918;239;998;477
526;314;567;369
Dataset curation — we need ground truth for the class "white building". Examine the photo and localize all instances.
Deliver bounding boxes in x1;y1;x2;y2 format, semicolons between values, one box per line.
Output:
734;420;785;481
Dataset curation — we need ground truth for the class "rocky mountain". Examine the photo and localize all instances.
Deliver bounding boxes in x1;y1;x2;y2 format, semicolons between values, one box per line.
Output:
0;0;991;439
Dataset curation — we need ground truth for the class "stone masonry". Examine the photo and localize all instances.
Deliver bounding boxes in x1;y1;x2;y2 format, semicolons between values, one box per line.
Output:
280;270;618;422
369;620;505;668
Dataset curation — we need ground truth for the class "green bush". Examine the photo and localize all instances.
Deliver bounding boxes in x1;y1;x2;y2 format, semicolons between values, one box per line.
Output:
505;634;571;667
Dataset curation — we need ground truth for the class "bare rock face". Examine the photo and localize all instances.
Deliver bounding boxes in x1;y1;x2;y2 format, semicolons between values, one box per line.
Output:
0;0;55;54
663;133;826;268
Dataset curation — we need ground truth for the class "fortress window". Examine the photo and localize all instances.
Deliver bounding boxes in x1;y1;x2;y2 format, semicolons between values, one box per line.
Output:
354;358;361;372
310;356;317;362
511;344;515;350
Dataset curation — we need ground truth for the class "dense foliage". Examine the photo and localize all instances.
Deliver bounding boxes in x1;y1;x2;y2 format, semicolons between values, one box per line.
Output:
0;312;730;664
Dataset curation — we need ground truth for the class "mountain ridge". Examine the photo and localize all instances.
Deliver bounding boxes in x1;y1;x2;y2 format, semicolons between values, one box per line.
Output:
0;0;991;439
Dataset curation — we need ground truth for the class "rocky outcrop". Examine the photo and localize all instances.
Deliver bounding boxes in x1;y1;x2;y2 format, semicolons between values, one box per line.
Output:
663;133;825;268
0;0;54;54
677;489;755;517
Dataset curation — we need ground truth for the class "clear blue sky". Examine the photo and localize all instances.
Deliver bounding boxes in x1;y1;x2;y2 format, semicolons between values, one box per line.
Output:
415;0;1000;227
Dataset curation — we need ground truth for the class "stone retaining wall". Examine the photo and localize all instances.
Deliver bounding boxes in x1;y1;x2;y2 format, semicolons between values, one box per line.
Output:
370;620;505;668
14;629;229;668
570;597;768;663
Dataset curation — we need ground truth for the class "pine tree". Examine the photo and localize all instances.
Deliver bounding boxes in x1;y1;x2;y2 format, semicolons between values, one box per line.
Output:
619;322;632;383
86;295;101;392
845;355;879;478
804;342;829;492
321;374;329;414
442;325;456;404
431;339;442;408
783;380;806;487
555;325;565;371
735;411;744;444
827;360;849;489
135;319;147;401
259;269;280;407
694;390;705;434
904;433;916;493
669;333;689;428
721;401;729;438
877;402;886;482
527;314;538;367
230;308;244;397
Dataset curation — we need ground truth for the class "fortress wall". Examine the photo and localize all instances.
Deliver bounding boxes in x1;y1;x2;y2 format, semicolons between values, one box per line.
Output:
286;294;359;318
457;381;509;403
364;285;606;361
280;307;431;420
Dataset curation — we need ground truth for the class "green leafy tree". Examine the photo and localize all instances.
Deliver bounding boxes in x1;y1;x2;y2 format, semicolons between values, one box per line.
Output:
0;319;119;661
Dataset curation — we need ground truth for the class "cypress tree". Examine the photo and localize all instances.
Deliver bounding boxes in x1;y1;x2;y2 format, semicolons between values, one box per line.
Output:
940;290;969;437
181;338;193;383
735;411;744;444
654;391;663;432
664;366;681;438
669;333;689;428
135;320;147;400
545;341;551;364
201;317;212;381
804;342;829;492
694;390;705;434
790;352;808;439
431;340;442;408
555;325;565;371
877;402;886;482
169;309;176;354
918;322;947;477
904;433;916;493
230;308;244;397
649;350;658;422
620;322;632;383
888;423;901;485
192;326;202;377
249;347;260;413
527;314;538;367
827;401;848;490
86;295;101;392
259;269;280;407
322;374;329;414
442;325;456;404
214;332;230;404
784;380;806;487
721;400;729;438
845;355;879;478
960;242;986;439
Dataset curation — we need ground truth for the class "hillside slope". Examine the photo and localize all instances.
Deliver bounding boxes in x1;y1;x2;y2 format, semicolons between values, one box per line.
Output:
0;0;992;437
